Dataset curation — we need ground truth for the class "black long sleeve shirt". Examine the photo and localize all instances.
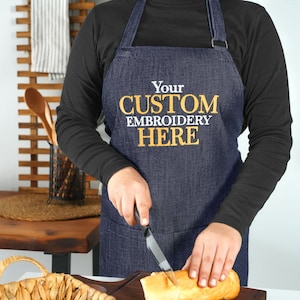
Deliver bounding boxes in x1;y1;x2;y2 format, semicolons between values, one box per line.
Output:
56;0;292;236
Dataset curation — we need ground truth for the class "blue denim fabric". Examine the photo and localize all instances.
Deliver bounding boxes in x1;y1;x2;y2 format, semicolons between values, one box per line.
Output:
100;0;248;285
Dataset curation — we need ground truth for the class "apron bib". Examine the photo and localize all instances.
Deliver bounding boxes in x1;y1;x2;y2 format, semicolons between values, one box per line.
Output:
100;0;248;285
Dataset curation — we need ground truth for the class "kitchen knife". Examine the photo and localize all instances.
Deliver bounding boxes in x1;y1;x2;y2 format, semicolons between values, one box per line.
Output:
134;206;178;287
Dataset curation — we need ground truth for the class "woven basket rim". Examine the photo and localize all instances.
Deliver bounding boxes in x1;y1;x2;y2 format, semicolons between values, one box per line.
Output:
0;256;115;300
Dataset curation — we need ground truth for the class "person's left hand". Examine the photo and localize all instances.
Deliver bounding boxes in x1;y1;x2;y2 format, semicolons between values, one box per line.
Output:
182;222;242;288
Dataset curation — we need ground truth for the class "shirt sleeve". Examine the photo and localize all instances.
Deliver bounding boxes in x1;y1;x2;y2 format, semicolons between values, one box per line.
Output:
212;6;292;235
56;8;135;185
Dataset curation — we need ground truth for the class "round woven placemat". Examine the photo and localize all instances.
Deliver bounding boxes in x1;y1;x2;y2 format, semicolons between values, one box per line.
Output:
0;194;100;221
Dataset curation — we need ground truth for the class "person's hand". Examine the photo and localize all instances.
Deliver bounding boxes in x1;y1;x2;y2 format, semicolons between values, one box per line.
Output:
107;166;152;226
182;222;242;288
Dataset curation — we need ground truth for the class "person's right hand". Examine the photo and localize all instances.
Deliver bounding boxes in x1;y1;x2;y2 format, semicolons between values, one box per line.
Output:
107;166;152;226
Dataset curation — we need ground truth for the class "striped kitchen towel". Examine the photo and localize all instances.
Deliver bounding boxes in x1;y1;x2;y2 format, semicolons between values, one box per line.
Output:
31;0;71;80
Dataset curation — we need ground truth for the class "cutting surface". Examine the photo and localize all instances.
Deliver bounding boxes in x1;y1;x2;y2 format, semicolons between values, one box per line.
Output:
74;272;267;300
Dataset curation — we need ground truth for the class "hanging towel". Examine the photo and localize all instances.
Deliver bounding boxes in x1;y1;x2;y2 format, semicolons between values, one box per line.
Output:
31;0;70;80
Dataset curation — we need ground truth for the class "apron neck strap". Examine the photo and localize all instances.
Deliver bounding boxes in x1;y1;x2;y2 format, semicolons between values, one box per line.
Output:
119;0;228;48
206;0;228;48
119;0;146;48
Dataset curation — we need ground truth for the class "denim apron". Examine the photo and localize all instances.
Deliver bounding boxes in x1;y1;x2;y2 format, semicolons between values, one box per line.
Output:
100;0;248;285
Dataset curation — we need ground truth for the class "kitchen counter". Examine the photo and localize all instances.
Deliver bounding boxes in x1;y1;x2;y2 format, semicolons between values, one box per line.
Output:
261;288;300;299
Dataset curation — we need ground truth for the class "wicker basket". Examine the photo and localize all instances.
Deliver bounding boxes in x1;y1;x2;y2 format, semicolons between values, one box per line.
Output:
0;256;115;300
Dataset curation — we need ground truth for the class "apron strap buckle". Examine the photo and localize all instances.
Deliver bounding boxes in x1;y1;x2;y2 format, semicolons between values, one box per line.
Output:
211;38;229;49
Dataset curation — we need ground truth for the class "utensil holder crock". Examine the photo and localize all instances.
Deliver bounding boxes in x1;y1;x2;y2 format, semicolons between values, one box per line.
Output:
48;144;85;204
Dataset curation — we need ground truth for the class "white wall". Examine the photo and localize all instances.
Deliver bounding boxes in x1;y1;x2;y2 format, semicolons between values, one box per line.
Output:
0;0;299;290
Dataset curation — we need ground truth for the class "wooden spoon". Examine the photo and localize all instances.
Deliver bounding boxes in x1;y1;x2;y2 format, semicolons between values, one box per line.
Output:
52;120;58;146
24;87;53;144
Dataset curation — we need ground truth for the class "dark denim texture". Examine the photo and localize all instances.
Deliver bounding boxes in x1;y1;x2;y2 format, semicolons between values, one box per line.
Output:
100;0;248;285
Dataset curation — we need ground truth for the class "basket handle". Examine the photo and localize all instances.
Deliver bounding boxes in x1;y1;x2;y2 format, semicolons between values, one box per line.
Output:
0;256;49;279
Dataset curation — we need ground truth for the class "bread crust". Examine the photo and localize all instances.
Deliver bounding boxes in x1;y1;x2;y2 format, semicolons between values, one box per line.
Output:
140;269;240;300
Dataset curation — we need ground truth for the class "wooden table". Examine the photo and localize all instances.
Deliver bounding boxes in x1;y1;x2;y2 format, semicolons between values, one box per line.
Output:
0;191;100;275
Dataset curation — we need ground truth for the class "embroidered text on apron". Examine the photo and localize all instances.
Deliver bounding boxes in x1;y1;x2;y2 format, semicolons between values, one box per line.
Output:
100;0;249;285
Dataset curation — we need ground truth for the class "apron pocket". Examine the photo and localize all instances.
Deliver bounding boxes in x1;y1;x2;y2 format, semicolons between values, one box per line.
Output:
99;216;159;277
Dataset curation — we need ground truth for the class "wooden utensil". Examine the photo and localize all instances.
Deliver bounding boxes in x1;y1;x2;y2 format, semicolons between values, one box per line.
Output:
52;120;58;146
24;87;54;144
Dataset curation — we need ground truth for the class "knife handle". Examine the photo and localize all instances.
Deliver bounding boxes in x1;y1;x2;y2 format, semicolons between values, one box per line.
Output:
134;205;140;222
134;206;149;236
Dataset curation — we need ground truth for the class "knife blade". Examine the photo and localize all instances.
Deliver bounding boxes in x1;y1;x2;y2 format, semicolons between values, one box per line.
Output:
134;206;178;287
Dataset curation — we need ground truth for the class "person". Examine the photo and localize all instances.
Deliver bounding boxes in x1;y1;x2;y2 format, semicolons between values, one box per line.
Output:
56;0;292;288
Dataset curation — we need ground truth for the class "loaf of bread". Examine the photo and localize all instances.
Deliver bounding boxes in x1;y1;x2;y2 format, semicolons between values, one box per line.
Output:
140;269;240;300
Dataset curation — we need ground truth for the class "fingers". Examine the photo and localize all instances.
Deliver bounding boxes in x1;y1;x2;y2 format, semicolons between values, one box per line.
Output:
107;166;152;226
183;222;242;288
198;244;234;287
135;199;151;226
